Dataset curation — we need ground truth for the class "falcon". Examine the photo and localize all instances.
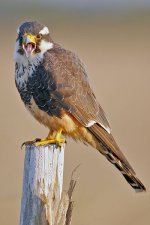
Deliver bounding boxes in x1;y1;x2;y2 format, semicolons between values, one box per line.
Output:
14;21;146;192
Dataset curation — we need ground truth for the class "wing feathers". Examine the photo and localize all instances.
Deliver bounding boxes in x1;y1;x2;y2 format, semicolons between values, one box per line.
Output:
47;46;110;132
46;45;145;192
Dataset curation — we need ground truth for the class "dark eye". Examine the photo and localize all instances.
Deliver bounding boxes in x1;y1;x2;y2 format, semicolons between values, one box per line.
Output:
36;34;42;39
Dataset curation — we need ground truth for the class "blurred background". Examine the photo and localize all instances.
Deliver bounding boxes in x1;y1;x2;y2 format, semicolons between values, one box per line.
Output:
0;0;150;225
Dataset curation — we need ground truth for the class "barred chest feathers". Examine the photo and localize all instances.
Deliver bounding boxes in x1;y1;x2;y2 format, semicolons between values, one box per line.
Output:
14;37;54;107
14;52;75;133
14;44;72;125
15;56;42;106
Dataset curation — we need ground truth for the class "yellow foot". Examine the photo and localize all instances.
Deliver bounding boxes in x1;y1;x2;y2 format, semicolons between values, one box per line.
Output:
35;137;65;147
22;129;66;148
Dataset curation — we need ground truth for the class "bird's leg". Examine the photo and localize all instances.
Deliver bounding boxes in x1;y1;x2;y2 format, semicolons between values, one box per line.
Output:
35;129;65;147
39;130;55;142
22;129;65;147
54;128;66;146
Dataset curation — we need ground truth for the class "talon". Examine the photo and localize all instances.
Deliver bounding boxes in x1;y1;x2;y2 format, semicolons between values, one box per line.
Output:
21;142;26;149
21;129;66;148
35;137;65;147
21;138;42;149
34;138;42;142
55;138;65;147
35;129;65;147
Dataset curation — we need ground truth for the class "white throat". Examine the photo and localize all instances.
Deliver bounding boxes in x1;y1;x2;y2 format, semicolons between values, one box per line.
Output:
14;39;53;89
14;39;53;66
39;39;53;55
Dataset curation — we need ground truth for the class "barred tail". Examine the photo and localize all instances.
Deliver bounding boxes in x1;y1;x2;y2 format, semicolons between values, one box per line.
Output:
88;124;146;192
104;147;146;192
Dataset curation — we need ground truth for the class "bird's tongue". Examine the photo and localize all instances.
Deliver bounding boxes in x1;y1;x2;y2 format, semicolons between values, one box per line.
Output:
26;43;34;54
23;42;36;57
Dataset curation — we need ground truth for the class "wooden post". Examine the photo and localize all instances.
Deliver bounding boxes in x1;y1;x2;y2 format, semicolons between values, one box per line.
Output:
20;144;75;225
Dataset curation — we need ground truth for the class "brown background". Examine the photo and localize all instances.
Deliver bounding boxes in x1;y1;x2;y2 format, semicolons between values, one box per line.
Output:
0;5;150;225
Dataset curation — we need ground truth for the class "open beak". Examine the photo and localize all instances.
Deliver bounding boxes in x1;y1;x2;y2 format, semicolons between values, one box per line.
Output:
22;34;36;57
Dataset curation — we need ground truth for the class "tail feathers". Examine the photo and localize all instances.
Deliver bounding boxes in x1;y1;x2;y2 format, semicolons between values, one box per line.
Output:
122;173;146;193
104;148;146;192
88;124;146;192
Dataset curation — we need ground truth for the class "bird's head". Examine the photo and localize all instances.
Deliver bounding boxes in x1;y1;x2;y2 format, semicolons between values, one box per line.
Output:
15;21;53;60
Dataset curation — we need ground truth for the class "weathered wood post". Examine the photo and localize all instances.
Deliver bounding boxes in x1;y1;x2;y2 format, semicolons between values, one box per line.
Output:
20;144;75;225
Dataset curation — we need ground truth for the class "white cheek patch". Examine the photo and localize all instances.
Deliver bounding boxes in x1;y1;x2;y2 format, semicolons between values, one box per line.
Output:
39;26;49;35
14;41;28;66
39;39;53;54
14;40;21;62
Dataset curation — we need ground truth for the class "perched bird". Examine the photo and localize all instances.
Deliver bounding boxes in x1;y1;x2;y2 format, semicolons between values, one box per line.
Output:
14;21;146;192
